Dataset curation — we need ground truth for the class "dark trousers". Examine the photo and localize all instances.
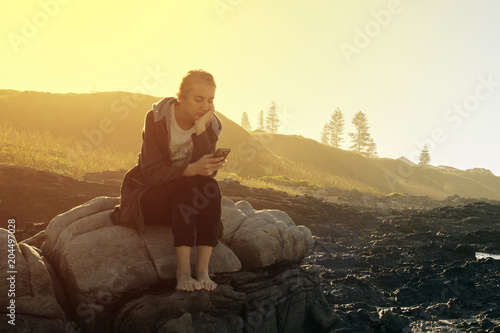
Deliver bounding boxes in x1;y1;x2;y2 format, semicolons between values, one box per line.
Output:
141;176;222;247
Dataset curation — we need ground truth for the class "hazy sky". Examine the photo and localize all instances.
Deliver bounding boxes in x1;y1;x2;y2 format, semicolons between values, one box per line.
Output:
2;0;500;175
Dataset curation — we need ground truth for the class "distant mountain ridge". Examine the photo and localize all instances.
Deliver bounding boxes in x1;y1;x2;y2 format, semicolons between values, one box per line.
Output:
1;89;499;200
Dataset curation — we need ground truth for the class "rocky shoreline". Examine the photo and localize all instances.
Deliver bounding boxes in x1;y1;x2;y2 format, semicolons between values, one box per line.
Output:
220;179;500;332
1;167;499;332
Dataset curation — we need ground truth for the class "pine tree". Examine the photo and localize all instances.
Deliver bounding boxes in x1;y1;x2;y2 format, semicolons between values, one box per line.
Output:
328;108;345;148
266;101;279;134
348;111;377;157
321;123;330;144
241;111;252;131
367;138;378;158
419;145;431;166
320;108;344;148
258;110;265;130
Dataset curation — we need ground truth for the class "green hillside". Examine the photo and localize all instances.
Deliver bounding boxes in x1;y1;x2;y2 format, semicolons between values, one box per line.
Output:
1;89;499;200
253;132;500;200
0;90;155;155
253;133;392;193
0;90;350;186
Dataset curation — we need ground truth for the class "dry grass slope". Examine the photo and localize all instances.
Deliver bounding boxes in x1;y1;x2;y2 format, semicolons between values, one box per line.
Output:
0;121;137;179
2;89;500;200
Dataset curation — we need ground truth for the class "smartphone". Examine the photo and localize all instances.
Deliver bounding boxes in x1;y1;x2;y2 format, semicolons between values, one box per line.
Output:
213;148;231;159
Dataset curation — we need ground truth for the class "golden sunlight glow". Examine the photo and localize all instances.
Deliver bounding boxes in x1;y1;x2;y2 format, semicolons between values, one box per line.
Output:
2;1;500;175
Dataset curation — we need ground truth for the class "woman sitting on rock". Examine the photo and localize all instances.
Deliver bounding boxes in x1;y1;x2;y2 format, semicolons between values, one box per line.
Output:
110;69;226;292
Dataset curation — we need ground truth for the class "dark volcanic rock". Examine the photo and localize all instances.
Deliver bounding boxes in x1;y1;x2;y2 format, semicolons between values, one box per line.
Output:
220;180;500;331
3;172;500;332
0;164;120;241
89;265;329;333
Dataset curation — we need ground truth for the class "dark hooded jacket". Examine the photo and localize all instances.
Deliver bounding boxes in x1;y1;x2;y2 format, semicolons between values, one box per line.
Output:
110;97;223;233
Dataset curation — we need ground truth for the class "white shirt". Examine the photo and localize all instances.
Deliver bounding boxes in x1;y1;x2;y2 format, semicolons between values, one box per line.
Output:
169;103;196;167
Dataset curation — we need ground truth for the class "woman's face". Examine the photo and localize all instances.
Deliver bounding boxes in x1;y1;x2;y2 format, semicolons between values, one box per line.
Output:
179;82;215;122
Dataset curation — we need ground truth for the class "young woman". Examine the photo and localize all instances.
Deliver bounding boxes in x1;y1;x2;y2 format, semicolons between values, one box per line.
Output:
110;70;226;292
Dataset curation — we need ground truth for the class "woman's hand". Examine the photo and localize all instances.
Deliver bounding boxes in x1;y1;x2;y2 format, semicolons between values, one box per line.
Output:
195;107;214;135
182;153;226;177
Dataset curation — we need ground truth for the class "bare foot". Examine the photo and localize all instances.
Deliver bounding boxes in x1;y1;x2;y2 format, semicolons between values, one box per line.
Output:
176;273;202;292
196;271;217;291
